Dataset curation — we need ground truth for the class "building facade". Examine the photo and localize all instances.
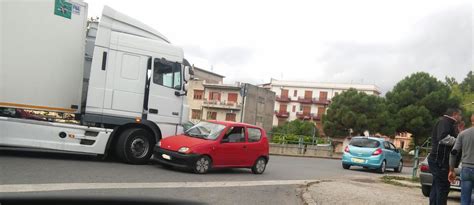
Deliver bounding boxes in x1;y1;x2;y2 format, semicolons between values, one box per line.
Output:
192;67;224;84
186;67;275;133
201;83;243;122
262;79;381;132
186;67;224;124
241;84;276;132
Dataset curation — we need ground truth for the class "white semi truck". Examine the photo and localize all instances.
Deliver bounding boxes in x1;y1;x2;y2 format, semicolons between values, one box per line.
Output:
0;0;192;164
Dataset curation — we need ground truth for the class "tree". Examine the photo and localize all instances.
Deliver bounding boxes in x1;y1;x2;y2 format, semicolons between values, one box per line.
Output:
272;120;318;137
322;88;395;138
459;71;474;93
386;72;461;145
447;71;474;125
445;76;458;88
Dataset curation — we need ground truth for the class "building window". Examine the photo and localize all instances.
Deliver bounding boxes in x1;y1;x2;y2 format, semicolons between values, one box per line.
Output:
225;113;236;121
207;111;217;120
193;90;204;100
209;92;221;101
292;105;296;112
304;90;313;99
293;90;297;97
191;109;202;119
281;89;289;98
228;93;238;103
319;91;328;100
299;105;303;111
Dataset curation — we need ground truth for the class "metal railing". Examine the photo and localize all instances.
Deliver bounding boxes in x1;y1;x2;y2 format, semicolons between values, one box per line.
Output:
412;138;431;179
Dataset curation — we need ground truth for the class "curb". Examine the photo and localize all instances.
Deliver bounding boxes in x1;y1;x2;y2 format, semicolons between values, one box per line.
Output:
270;154;415;167
270;153;342;160
300;180;321;205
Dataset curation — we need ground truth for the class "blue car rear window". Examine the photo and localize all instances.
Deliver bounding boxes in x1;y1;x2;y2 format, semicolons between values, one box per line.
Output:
350;138;380;148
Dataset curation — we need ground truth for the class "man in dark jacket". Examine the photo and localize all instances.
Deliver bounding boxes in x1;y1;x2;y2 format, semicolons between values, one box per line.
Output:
428;108;462;205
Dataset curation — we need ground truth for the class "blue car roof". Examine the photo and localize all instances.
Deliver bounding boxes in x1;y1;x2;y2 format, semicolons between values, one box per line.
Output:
352;136;385;142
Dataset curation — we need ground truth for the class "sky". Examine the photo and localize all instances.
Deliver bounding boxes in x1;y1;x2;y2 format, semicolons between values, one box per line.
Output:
86;0;473;94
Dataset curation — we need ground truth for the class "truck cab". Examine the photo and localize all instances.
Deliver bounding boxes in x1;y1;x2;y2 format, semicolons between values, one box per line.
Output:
82;6;190;137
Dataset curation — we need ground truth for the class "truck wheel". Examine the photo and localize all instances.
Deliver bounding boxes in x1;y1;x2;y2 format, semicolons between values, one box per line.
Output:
115;128;154;164
421;185;431;197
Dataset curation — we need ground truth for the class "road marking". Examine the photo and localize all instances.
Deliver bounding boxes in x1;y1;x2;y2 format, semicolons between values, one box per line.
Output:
0;180;317;193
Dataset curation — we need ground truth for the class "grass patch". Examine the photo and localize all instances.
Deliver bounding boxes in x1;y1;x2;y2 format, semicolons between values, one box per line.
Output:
381;176;420;187
381;175;420;182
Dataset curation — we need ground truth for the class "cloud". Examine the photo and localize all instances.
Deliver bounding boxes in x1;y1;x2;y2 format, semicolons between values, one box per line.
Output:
314;4;472;94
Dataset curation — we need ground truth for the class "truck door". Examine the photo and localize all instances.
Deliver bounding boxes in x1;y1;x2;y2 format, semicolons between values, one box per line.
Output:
146;58;184;137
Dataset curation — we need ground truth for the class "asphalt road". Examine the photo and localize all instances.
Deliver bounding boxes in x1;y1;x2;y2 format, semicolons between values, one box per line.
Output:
0;148;412;204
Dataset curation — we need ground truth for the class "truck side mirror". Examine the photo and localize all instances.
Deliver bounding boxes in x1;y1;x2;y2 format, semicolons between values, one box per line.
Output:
184;65;192;82
183;83;188;92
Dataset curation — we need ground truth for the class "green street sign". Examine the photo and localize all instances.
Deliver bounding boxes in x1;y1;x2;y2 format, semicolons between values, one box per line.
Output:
54;0;72;19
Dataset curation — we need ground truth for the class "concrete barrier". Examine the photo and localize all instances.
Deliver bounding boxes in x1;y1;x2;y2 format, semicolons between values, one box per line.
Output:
283;144;302;155
305;145;333;157
269;143;336;158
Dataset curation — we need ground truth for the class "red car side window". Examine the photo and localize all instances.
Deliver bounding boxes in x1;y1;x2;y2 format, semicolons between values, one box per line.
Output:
247;128;262;142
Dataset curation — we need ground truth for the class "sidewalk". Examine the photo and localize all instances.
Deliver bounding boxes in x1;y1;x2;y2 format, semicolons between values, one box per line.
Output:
303;175;460;205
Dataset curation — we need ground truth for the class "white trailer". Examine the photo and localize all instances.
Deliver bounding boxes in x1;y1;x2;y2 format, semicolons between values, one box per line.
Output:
0;0;192;164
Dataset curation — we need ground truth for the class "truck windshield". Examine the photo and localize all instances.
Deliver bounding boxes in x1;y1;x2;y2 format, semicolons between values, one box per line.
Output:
350;138;380;148
184;121;226;140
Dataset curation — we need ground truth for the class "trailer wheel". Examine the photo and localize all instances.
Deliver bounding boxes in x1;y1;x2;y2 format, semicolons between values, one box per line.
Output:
115;128;154;164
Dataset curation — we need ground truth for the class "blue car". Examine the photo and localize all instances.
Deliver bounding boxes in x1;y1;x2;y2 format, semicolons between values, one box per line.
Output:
342;137;403;174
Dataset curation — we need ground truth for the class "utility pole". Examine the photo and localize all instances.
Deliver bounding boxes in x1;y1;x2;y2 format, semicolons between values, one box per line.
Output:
240;83;247;122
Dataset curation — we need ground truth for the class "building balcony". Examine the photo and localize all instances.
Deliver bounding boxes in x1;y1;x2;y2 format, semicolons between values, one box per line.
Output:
202;100;242;110
296;112;313;120
274;111;290;118
312;114;322;121
313;98;331;105
297;97;313;104
276;95;291;102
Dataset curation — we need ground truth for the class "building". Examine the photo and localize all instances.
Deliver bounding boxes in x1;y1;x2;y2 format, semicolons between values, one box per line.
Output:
192;66;224;84
201;83;243;122
186;67;224;124
186;67;275;133
241;84;276;132
262;79;381;132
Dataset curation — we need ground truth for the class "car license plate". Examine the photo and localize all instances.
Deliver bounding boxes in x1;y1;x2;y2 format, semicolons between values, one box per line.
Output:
351;158;365;163
162;154;171;160
451;179;460;186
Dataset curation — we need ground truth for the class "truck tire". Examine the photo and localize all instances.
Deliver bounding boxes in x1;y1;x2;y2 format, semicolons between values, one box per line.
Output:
115;128;154;164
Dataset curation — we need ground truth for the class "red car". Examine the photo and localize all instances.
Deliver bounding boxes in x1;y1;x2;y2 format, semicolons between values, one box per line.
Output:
152;121;269;174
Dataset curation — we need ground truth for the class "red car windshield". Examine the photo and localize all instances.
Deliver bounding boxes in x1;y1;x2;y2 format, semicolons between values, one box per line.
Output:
184;121;226;140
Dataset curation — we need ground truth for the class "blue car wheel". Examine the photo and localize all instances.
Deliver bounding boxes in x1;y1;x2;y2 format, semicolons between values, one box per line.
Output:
377;160;386;174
